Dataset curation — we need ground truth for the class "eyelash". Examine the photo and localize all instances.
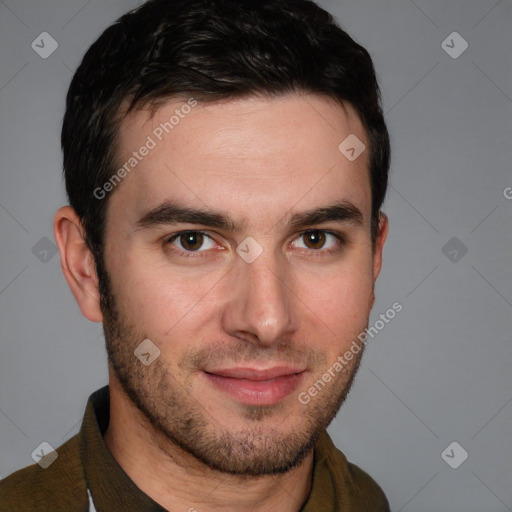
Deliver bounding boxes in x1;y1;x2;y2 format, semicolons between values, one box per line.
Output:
164;230;346;258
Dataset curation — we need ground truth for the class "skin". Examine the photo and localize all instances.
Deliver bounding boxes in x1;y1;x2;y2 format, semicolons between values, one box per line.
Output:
54;93;388;512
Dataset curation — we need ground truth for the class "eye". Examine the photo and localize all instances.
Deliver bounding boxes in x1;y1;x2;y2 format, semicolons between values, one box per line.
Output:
166;231;217;253
291;230;344;253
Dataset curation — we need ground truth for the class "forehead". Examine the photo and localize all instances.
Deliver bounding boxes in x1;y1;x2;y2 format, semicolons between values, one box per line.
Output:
108;93;371;231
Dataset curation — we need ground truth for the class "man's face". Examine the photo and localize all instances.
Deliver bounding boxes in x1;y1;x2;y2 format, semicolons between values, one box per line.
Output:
100;93;384;475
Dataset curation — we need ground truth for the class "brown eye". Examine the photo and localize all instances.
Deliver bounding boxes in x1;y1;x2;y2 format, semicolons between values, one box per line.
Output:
291;230;344;254
179;232;204;251
302;231;326;249
165;230;219;257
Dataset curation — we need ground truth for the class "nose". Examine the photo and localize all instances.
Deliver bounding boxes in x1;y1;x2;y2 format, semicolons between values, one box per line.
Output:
221;249;299;347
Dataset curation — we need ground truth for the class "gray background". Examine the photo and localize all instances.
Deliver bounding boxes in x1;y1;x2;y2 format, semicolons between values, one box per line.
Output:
0;0;511;510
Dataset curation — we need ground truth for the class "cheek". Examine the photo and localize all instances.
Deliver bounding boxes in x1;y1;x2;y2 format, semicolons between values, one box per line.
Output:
309;274;372;321
109;252;224;348
118;276;190;331
300;261;374;346
105;248;174;331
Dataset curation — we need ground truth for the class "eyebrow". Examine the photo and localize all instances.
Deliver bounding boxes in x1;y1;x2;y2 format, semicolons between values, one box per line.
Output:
135;202;241;232
289;202;363;230
134;199;364;233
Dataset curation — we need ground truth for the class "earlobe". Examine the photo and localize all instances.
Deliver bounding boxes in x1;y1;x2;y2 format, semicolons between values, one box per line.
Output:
53;206;103;323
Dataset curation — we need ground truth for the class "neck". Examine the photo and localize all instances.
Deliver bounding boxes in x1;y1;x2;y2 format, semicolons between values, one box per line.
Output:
104;374;314;512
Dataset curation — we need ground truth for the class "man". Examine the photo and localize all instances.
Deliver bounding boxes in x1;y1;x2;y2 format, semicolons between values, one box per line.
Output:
0;0;391;510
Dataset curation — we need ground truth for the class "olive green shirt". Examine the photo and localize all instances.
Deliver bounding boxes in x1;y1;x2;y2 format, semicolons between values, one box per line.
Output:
0;386;389;511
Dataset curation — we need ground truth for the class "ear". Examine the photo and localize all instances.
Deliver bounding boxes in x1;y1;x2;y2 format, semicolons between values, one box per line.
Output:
369;212;389;309
53;206;103;322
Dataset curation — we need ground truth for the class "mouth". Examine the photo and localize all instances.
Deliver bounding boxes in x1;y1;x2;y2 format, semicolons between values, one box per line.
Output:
202;366;307;406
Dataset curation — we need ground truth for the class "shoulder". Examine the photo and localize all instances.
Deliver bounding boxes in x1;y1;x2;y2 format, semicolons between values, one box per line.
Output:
0;435;88;512
343;460;390;511
318;432;390;511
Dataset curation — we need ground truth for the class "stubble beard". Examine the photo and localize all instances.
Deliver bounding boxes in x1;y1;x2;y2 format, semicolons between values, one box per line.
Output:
98;265;365;476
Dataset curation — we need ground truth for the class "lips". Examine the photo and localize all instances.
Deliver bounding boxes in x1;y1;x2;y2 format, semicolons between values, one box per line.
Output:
203;366;306;406
205;366;305;380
